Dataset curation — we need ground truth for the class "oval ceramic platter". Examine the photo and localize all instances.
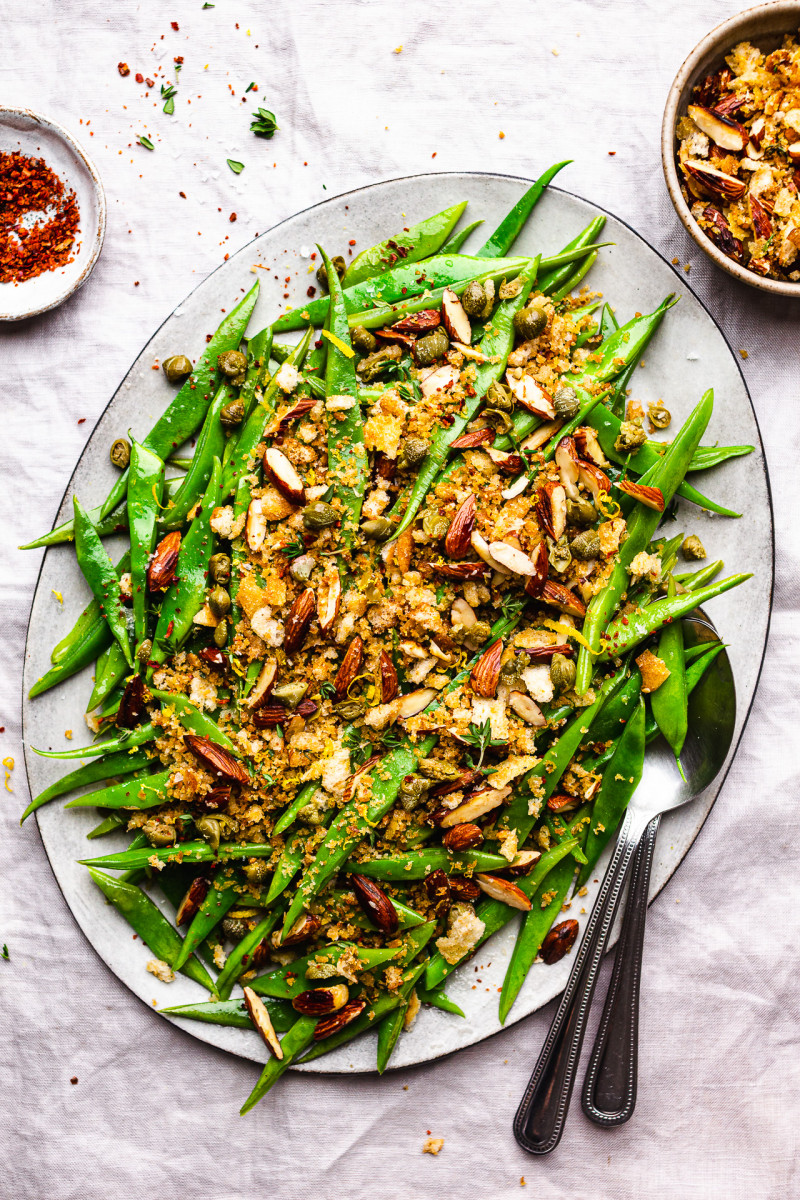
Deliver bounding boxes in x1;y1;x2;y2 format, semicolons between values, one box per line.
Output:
22;172;773;1074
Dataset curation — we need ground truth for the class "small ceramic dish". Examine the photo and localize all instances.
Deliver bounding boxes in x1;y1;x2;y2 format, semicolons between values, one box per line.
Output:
0;107;106;321
662;1;800;297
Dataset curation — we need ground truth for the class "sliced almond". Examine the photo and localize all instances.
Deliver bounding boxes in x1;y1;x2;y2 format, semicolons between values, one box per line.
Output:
509;690;546;726
576;460;611;500
509;849;543;876
451;596;477;629
486;446;524;475
246;660;278;708
245;498;267;552
396;687;438;719
475;873;532;910
471;529;510;575
537;480;567;540
316;567;342;634
505;372;556;419
537;579;587;618
440;785;511;827
501;474;530;501
441;287;472;344
524;540;549;599
450;427;495;450
378;649;399;703
242;986;284;1058
263;446;306;505
175;875;210;926
419;364;458;399
616;480;665;511
488;541;538;577
554;437;581;500
284;588;316;654
681;159;746;202
573;426;610;467
521;419;563;452
687;104;747;151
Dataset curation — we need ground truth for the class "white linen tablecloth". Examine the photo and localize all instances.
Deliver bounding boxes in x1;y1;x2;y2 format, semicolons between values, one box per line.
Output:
2;1;798;1196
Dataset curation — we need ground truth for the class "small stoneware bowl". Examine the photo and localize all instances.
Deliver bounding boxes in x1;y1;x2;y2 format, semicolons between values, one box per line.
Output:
0;107;106;321
662;1;800;297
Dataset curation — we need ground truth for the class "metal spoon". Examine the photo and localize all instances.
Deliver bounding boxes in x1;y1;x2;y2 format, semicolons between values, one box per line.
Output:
513;615;736;1155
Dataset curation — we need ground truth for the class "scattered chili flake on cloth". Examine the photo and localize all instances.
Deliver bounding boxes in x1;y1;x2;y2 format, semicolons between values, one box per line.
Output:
0;151;81;283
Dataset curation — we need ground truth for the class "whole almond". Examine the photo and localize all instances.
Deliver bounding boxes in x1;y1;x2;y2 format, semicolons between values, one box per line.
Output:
281;912;321;947
263;446;306;505
424;868;452;920
444;493;477;559
350;873;400;936
184;734;249;784
450;427;495;450
536;579;587;618
470;638;503;698
117;674;148;729
442;823;483;851
334;636;365;699
547;793;580;813
521;642;571;661
378;650;399;703
428;768;482;798
292;984;350;1015
242;986;283;1058
148;530;181;592
449;877;481;902
252;705;290;729
536;480;567;541
312;999;367;1041
540;919;579;965
284;587;316;654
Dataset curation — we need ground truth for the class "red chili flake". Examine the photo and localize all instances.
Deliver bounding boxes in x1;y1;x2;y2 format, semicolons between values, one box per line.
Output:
621;616;629;625
166;620;174;637
0;152;81;283
348;239;356;246
118;62;130;76
174;55;184;66
145;78;155;88
135;73;144;83
229;212;237;222
77;418;86;424
307;285;316;297
70;1077;78;1085
171;21;179;29
179;191;186;198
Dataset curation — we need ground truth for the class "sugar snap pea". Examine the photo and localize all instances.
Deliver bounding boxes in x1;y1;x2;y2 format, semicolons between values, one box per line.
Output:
127;440;165;650
580;699;646;883
250;942;401;1001
86;813;127;839
376;960;429;1074
20;747;153;823
214;905;284;1000
33;722;155;760
73;498;134;669
86;636;129;714
79;839;273;870
346;848;508;881
439;218;484;254
148;689;238;753
650;577;688;765
343;201;467;288
477;162;571;257
417;987;465;1017
65;768;171;810
162;995;295;1032
272;781;320;838
159;385;227;532
240;1015;318;1113
675;560;724;590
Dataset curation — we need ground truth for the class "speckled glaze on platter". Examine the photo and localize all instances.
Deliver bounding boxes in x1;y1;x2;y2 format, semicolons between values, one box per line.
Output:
21;172;773;1074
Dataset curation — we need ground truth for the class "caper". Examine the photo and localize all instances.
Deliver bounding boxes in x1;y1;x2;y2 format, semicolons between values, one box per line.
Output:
220;399;245;427
315;255;346;292
614;420;647;454
398;773;431;810
213;619;228;649
566;498;596;528
548;536;572;574
400;436;429;468
648;400;672;429
195;815;222;852
162;354;193;384
143;820;176;847
513;300;547;342
356;344;402;381
136;639;152;664
351;325;377;355
208;586;231;619
361;517;394;541
209;553;231;584
422;509;449;540
461;280;487;318
222;916;250;942
417;758;459;781
486;381;515;412
109;438;131;470
468;620;493;644
500;658;525;690
245;859;270;886
413;326;450;367
289;553;315;582
550;653;576;694
483;407;513;433
553;385;580;419
302;501;338;530
332;698;367;720
681;534;706;561
217;349;248;379
272;680;309;709
571;529;601;560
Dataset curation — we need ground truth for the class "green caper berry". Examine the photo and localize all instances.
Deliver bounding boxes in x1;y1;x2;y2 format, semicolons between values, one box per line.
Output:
614;421;647;454
500;657;521;680
315;255;346;292
136;639;153;665
220;399;245;427
222;916;250;942
351;325;378;355
417;758;459;781
513;301;547;341
421;510;449;540
648;400;672;429
566;498;596;528
302;501;338;530
272;680;309;709
332;698;367;720
548;536;572;574
162;354;193;384
400;436;429;468
414;326;450;367
550;653;576;694
213;619;228;649
361;517;394;541
195;815;222;852
209;553;231;584
355;344;402;382
109;438;131;470
461;280;487;318
681;534;706;561
398;775;431;810
553;386;580;419
245;860;270;886
571;529;602;560
217;350;247;379
468;620;493;644
143;821;176;848
208;586;231;619
486;381;515;412
483;407;514;433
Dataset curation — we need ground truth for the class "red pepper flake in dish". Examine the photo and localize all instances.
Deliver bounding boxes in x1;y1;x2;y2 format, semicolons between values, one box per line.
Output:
0;152;81;284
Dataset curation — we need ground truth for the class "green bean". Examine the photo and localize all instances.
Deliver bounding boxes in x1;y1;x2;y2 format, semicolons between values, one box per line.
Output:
536;216;606;296
22;283;260;550
86;813;127;839
647;440;754;472
343;201;467;288
346;848;508;881
439;218;484;254
33;723;155;760
127;440;165;651
347;260;531;331
79;839;276;870
240;1016;317;1114
159;385;227;531
214;906;284;1000
87;867;215;992
238;325;274;424
162;995;296;1031
72;498;134;669
675;560;724;590
65;768;170;810
477;162;571;257
417;987;465;1017
549;249;598;303
148;688;238;753
376;960;429;1073
586;670;642;744
272;781;319;838
650;577;688;764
